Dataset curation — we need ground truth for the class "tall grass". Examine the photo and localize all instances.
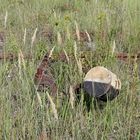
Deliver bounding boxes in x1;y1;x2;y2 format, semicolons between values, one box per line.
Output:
0;0;140;139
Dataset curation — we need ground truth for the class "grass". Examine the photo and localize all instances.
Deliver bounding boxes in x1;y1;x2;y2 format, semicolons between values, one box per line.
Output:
0;0;140;139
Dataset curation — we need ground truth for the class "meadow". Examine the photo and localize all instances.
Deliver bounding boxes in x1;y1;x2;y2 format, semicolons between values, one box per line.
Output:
0;0;140;139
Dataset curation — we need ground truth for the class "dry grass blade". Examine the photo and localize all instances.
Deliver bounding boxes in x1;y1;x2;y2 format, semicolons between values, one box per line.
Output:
74;42;83;75
4;11;8;28
31;28;38;48
37;92;43;107
46;91;58;120
74;41;78;59
57;32;62;46
111;40;116;56
23;28;27;45
75;21;80;41
48;46;55;58
18;52;22;79
69;85;75;109
66;26;70;40
53;10;57;19
18;50;26;79
85;30;91;42
19;50;26;70
63;49;70;63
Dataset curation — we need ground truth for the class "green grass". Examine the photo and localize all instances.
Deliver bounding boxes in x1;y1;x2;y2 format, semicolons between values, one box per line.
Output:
0;0;140;139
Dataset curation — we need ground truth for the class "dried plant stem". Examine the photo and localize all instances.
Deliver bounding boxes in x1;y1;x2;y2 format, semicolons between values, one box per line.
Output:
23;28;27;45
66;26;71;40
46;91;58;120
57;32;62;46
111;40;116;56
18;53;22;79
63;49;70;63
19;50;26;69
4;11;8;29
48;46;55;58
75;21;80;41
85;30;91;42
37;92;43;107
69;85;75;109
74;42;83;75
31;28;38;55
